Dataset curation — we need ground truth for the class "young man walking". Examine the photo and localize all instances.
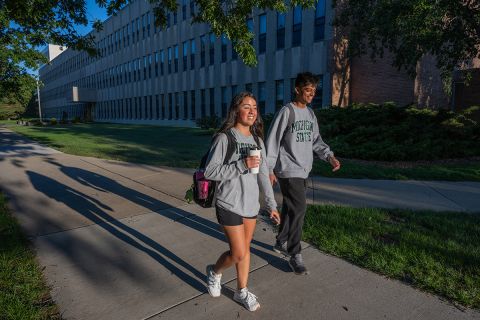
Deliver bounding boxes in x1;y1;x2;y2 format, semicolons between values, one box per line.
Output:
266;72;340;275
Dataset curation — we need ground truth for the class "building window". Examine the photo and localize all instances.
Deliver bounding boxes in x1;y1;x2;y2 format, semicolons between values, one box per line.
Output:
277;13;285;50
156;94;160;119
190;1;194;17
168;47;172;74
200;35;206;67
190;90;196;119
201;89;206;117
190;39;196;69
160;50;165;75
144;56;147;80
182;0;187;20
231;40;238;60
161;94;165;119
292;6;302;47
247;18;253;45
259;14;266;54
174;45;179;72
314;0;326;41
142;14;146;39
232;85;238;96
209;33;215;65
155;52;159;77
258;82;266;114
275;80;284;110
183;41;188;71
148;54;152;78
131;20;136;43
311;75;323;108
209;88;215;116
245;83;252;93
183;91;188;119
174;10;178;25
147;12;151;37
221;35;227;63
168;93;173;119
136;18;140;41
150;95;153;119
175;92;179;119
221;86;228;117
144;96;148;119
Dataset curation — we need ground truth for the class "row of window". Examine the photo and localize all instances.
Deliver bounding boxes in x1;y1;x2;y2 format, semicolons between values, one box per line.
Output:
41;1;326;84
45;77;323;122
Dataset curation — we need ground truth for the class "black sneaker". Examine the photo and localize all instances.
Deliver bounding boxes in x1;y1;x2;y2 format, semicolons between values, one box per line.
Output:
273;241;288;256
288;254;309;275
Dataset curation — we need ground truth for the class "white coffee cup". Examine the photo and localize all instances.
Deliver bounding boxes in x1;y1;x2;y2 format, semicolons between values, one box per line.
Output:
249;147;261;174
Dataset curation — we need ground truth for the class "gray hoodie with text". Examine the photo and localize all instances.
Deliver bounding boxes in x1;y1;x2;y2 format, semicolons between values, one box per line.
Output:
204;128;277;218
266;103;334;179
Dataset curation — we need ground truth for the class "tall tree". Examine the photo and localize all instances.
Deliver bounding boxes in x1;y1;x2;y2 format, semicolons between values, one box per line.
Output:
1;0;315;97
333;0;480;78
0;0;104;103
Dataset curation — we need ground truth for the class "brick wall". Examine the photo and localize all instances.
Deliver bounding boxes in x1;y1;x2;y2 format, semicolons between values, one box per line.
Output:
349;52;415;107
454;68;480;110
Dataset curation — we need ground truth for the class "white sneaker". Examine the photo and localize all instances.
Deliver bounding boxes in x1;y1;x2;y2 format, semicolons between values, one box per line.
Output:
206;264;222;297
233;288;260;312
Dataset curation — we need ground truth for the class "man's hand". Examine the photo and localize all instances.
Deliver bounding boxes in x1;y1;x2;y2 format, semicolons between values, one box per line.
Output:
269;173;277;186
270;210;281;225
329;156;341;172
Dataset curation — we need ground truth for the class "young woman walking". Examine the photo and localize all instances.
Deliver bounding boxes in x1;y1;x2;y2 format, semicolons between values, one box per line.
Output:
204;92;280;312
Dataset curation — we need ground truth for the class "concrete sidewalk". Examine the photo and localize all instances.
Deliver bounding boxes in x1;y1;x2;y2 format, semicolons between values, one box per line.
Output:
0;127;479;320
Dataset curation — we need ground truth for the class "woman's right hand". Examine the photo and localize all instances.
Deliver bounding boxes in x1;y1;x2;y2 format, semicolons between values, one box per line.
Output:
243;156;260;169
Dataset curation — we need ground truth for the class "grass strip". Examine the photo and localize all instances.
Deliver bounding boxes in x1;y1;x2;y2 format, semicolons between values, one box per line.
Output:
303;205;480;308
4;122;480;181
0;193;60;320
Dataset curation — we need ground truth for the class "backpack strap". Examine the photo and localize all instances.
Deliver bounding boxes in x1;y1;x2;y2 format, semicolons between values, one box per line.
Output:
224;130;237;164
252;134;260;149
282;103;296;141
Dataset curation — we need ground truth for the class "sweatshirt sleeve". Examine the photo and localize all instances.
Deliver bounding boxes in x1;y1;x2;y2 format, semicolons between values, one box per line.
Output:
258;139;278;211
265;107;289;174
312;113;334;161
204;133;248;181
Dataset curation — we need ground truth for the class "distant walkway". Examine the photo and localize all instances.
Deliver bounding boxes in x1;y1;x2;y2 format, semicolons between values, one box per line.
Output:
1;127;479;319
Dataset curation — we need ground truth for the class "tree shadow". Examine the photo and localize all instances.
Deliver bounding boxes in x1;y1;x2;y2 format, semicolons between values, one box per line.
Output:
26;162;288;292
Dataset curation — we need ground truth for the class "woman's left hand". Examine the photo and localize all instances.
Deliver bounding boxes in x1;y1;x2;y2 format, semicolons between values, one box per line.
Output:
270;210;281;225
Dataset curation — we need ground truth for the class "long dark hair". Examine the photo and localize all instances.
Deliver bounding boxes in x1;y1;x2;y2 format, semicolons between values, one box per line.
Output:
217;91;264;140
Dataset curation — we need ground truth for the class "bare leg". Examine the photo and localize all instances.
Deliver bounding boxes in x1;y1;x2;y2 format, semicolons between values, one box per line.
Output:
213;225;246;275
235;218;256;289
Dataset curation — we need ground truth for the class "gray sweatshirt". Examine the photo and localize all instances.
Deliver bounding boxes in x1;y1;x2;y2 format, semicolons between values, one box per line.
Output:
266;103;334;179
204;127;277;217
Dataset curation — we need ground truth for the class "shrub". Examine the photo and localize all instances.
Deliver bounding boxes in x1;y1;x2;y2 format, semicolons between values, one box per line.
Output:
315;103;480;161
196;115;221;130
50;118;57;125
72;116;81;124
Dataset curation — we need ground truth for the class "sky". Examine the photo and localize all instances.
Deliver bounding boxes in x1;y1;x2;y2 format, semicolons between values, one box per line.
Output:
77;0;109;36
31;1;108;76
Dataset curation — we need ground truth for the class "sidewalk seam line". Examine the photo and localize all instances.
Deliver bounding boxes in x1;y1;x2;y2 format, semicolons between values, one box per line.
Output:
142;258;282;319
419;181;467;211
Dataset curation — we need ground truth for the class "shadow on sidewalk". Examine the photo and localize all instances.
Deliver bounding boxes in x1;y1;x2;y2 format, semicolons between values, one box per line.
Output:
26;161;288;293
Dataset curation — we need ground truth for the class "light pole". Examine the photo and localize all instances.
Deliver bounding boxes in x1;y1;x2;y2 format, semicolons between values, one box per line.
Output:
36;79;42;122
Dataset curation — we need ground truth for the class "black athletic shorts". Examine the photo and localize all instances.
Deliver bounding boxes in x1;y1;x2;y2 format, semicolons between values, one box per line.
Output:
215;206;257;226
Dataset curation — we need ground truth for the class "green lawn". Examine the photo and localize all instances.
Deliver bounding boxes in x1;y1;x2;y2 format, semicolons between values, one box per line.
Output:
3;122;480;181
303;205;480;308
6;123;213;168
0;193;59;319
313;159;480;181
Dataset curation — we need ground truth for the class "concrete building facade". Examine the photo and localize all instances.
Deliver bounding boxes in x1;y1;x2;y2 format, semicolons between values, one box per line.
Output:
39;0;333;124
